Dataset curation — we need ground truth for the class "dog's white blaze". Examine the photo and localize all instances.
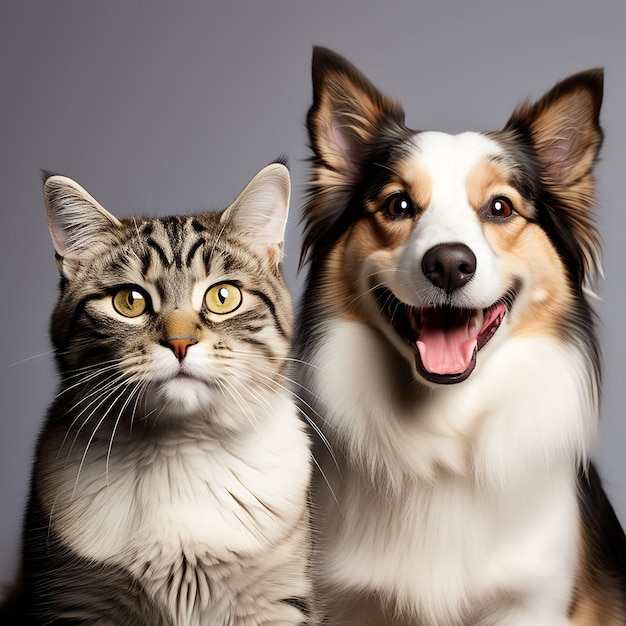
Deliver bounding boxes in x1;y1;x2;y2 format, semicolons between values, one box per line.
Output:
394;131;505;309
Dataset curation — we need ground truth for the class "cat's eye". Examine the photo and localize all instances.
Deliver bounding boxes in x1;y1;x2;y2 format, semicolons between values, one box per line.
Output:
205;283;243;315
112;287;148;318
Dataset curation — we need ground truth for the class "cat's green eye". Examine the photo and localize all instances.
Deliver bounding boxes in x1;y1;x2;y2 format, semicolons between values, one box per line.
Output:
205;283;243;315
112;287;148;318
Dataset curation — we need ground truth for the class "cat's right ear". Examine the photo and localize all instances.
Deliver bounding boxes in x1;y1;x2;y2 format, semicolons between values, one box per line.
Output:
43;175;122;280
221;163;291;270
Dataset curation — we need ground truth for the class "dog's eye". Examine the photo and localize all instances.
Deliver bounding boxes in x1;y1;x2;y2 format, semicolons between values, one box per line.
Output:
488;196;514;219
383;193;415;219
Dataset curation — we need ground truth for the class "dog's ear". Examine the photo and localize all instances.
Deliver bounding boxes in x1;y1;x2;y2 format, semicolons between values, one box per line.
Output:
307;46;405;178
505;69;604;290
302;47;406;266
505;69;603;191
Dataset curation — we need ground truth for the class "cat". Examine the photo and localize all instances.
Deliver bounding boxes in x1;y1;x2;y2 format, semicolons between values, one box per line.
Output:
7;163;312;625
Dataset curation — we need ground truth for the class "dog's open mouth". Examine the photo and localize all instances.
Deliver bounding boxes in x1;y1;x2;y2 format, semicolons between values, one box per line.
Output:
378;288;516;384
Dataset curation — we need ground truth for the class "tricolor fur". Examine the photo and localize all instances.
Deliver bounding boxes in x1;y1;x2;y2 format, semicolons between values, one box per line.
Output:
296;47;626;625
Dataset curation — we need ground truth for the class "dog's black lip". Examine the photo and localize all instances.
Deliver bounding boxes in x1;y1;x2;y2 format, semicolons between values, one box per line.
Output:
375;284;518;384
418;361;476;385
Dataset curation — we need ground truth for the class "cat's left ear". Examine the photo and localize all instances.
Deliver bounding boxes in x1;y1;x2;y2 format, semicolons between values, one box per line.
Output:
43;174;122;280
221;163;290;269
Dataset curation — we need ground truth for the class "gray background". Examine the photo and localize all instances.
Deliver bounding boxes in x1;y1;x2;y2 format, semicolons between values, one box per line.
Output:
1;0;624;588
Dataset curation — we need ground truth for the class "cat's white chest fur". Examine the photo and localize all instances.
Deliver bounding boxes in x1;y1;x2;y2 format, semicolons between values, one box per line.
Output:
39;393;310;574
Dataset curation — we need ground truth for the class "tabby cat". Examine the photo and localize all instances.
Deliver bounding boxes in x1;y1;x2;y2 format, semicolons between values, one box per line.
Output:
13;163;312;625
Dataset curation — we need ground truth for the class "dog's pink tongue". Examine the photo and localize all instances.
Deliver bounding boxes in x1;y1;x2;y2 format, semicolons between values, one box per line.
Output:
416;311;477;376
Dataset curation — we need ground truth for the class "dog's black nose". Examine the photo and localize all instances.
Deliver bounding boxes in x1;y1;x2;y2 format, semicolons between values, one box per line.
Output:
422;243;476;293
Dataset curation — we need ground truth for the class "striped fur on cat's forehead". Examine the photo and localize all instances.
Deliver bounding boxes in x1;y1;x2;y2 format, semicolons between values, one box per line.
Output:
82;212;283;302
44;162;291;282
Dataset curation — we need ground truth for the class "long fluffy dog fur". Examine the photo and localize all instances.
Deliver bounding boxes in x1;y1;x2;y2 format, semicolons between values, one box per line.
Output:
296;47;626;625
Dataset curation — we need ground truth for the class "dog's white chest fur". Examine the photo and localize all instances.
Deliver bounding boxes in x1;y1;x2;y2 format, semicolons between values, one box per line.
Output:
326;465;579;624
309;320;593;624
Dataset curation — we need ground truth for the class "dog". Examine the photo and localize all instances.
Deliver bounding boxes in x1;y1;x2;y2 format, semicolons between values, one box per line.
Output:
295;47;626;625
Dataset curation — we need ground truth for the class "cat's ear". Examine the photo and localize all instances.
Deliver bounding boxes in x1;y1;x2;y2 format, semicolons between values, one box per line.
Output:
221;163;290;269
43;174;122;280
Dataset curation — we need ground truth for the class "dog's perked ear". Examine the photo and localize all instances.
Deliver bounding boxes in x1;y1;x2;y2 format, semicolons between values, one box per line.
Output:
302;47;407;266
506;69;603;187
504;69;604;289
307;46;405;176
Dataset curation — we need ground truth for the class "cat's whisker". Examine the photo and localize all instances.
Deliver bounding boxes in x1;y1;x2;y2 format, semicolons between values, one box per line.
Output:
46;492;59;541
141;383;172;429
129;381;151;433
9;349;56;367
216;378;259;432
247;370;337;469
229;348;323;372
72;381;132;498
311;452;342;512
235;382;282;429
60;354;145;386
226;352;326;402
105;381;144;486
229;354;331;422
64;372;127;429
272;369;328;404
222;364;342;501
56;364;111;393
230;375;274;414
226;356;328;419
63;376;129;467
72;369;129;401
295;404;339;473
61;358;123;378
58;366;122;400
56;372;129;462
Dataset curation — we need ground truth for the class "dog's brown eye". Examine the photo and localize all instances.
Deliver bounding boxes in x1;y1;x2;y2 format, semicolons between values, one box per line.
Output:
488;196;514;219
383;193;414;219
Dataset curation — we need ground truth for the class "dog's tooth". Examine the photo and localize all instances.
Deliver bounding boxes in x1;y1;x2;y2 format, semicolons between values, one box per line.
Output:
468;310;483;336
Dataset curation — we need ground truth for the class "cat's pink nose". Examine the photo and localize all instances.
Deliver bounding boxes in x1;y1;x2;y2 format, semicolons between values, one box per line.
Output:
163;337;197;362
